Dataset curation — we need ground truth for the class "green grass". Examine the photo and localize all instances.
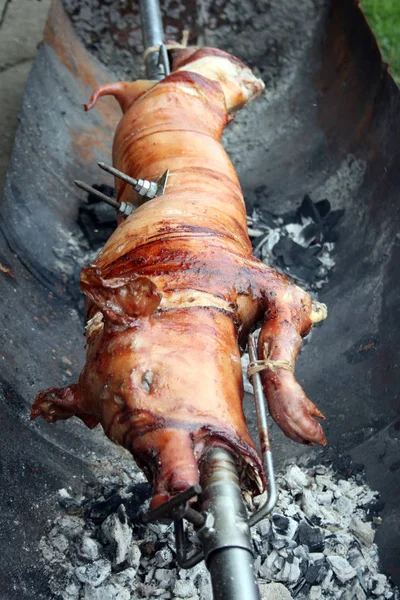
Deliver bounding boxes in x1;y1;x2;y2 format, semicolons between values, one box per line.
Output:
361;0;400;83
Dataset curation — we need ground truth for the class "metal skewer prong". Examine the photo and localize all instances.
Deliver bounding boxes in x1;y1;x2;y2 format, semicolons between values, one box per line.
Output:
97;162;169;200
74;180;135;218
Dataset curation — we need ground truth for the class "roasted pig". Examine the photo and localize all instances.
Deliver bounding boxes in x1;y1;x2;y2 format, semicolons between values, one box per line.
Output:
32;47;327;508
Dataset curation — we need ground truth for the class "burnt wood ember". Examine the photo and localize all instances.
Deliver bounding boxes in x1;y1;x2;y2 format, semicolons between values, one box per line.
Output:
87;484;152;528
78;202;117;251
86;482;151;524
271;514;298;547
272;238;323;283
297;522;325;553
364;498;386;522
37;459;399;599
298;195;330;223
305;562;326;584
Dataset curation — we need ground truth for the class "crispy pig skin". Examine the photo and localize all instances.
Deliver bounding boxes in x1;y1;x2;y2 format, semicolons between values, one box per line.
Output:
32;48;326;508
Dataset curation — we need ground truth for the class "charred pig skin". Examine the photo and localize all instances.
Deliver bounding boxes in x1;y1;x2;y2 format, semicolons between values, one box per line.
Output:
32;48;327;508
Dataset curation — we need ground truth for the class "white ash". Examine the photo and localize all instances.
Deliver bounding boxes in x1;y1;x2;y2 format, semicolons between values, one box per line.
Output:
252;464;398;599
38;456;398;600
38;452;211;600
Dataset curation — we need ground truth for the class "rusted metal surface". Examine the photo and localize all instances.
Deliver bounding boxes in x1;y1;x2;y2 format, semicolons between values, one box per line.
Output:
1;0;400;596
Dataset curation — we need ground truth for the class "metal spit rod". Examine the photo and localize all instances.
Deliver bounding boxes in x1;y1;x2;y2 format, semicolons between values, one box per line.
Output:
247;334;277;527
198;448;261;600
139;0;170;79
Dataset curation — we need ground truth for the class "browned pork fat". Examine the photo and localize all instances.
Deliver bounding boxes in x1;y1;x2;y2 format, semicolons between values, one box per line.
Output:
32;48;327;509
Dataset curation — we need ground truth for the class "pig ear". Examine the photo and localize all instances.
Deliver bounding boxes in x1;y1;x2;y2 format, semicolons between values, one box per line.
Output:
84;80;157;113
81;267;161;325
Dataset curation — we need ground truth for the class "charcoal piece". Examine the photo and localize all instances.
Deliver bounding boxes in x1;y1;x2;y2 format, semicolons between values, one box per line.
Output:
273;237;321;267
258;208;280;228
126;544;141;571
299;558;308;578
348;547;365;571
75;559;112;586
252;197;279;228
315;199;331;219
364;497;385;521
272;236;323;283
309;515;322;527
79;536;101;561
305;562;325;584
323;208;345;230
85;482;151;525
298;194;324;224
140;539;170;557
259;549;280;579
293;581;310;598
286;465;310;492
298;194;344;244
101;505;132;565
301;221;324;245
298;521;325;552
349;517;375;547
140;541;156;556
252;232;271;254
259;582;294;600
321;209;345;243
154;547;174;568
334;495;354;516
315;565;329;585
78;201;118;250
258;519;271;538
173;579;198;598
272;514;291;532
272;514;298;542
298;195;331;222
276;555;301;585
86;492;125;523
293;545;309;562
253;538;262;555
126;482;152;523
